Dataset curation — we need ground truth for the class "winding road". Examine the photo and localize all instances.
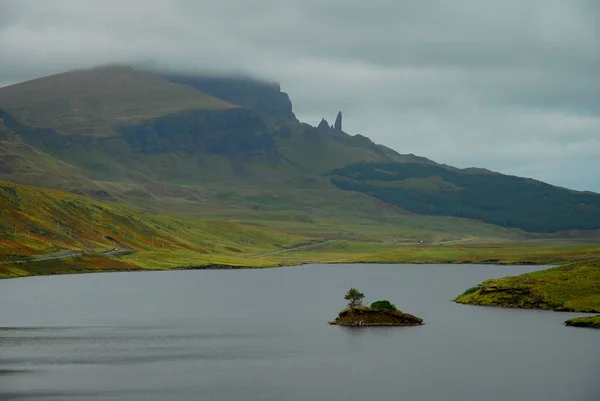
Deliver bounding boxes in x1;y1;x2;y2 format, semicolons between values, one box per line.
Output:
5;249;134;264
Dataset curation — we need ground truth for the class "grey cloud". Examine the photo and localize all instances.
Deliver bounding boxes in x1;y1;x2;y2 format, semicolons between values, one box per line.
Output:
0;0;598;191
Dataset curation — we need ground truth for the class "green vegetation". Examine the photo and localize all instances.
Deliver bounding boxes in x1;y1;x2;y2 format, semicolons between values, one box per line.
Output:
329;162;600;232
120;249;287;270
370;300;398;311
344;287;365;308
565;315;600;329
455;260;600;313
280;242;600;266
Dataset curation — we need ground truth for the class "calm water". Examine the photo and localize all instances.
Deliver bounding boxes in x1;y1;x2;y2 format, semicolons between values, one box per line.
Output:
0;264;598;401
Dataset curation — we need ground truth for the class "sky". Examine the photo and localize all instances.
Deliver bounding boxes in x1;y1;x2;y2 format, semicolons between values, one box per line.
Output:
1;0;599;192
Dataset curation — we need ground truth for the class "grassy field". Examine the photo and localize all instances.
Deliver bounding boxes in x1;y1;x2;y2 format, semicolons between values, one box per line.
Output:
274;241;600;265
454;259;600;313
120;249;289;270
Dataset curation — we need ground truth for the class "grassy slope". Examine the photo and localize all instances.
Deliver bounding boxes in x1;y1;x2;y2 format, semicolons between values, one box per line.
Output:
454;259;600;313
0;180;307;279
274;124;396;175
0;66;234;136
0;139;103;193
168;173;527;244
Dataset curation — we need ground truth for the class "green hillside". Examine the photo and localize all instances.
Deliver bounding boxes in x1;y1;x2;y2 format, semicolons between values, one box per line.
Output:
0;66;234;137
329;162;600;232
0;179;308;278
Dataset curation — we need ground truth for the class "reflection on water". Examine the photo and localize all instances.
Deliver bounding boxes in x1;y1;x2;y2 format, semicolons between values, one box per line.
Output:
0;264;598;401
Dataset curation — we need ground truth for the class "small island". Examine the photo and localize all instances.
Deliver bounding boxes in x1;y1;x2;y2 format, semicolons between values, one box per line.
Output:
329;288;424;327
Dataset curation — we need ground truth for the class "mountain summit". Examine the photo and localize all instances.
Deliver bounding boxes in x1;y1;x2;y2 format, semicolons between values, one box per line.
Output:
0;66;234;137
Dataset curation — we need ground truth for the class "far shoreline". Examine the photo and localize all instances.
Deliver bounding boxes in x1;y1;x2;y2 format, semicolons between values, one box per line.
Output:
0;259;553;282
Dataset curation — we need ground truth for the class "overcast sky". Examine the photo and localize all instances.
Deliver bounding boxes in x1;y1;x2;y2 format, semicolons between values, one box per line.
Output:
1;0;599;191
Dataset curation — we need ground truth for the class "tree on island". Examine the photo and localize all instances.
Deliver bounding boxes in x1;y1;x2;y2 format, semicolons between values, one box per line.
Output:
344;287;365;308
331;289;423;326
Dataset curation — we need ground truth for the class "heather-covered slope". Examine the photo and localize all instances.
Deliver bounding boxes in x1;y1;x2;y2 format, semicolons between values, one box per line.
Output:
0;180;306;271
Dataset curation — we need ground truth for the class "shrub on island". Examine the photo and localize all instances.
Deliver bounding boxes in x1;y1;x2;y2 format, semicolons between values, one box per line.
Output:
370;300;398;311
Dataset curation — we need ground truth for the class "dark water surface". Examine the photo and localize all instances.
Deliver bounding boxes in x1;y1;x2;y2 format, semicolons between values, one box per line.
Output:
0;264;598;401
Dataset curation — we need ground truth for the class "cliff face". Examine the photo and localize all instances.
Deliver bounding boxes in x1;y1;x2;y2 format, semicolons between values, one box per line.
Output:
118;108;278;159
2;107;276;158
1;107;282;180
163;74;296;121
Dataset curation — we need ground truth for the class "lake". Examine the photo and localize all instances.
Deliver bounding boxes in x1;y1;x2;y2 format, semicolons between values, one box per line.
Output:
0;264;598;401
